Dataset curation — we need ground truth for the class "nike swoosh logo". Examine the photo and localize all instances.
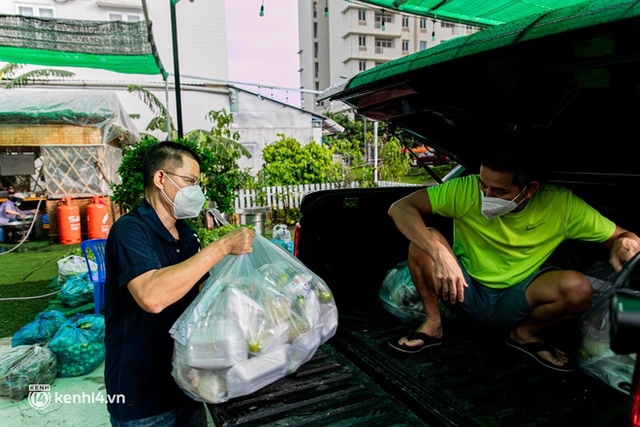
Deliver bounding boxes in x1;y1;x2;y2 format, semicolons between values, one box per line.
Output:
525;223;546;231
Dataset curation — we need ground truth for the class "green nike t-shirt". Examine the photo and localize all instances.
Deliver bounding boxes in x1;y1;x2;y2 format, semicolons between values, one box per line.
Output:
426;175;616;289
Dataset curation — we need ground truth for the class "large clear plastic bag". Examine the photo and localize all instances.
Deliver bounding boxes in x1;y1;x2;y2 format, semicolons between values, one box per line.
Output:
11;310;67;347
0;344;58;400
57;255;97;286
171;234;338;404
270;224;293;254
579;262;636;394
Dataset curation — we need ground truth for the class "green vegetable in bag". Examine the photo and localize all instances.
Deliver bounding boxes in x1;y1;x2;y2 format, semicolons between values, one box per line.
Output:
11;310;67;347
60;273;94;307
49;313;105;377
0;344;58;400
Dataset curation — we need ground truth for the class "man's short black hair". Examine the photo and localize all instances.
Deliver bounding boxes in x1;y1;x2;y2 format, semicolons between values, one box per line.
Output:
142;141;201;188
480;142;538;189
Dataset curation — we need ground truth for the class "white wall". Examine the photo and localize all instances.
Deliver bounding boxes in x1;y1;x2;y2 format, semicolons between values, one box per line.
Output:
0;0;230;136
0;1;325;177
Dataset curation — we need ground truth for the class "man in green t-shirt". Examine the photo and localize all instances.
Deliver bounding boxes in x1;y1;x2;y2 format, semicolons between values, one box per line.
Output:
387;147;640;372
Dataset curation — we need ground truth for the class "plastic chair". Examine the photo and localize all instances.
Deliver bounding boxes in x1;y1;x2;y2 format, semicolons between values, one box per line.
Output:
80;238;107;314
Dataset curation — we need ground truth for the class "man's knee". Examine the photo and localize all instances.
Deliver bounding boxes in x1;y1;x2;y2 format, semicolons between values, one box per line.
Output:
561;271;593;311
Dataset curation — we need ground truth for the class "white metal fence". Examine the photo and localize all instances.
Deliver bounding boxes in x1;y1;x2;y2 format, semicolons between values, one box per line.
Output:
233;182;360;212
375;180;425;188
233;181;423;212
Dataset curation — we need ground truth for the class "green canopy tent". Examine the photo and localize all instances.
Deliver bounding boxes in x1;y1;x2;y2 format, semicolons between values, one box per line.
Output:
0;10;172;133
350;0;598;27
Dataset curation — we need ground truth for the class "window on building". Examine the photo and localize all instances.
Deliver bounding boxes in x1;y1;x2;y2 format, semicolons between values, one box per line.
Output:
358;35;367;48
108;12;141;22
402;16;409;28
315;82;320;91
375;38;393;54
314;62;319;78
359;60;367;71
402;39;409;52
358;10;366;22
314;22;318;38
419;41;427;50
314;42;318;58
17;6;55;18
313;2;318;18
374;13;393;29
419;18;427;30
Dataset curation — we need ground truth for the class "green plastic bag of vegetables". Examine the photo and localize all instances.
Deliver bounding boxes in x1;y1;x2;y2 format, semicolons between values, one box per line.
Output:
11;310;67;347
49;313;105;377
378;261;425;323
0;344;58;400
60;273;94;307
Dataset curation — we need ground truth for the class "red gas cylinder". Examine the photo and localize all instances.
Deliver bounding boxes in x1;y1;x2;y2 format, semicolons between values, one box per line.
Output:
87;195;110;239
57;197;81;245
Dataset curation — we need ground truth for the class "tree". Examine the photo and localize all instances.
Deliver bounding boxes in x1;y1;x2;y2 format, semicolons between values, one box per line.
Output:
324;111;422;185
380;136;411;181
127;84;174;138
258;134;342;223
259;134;341;186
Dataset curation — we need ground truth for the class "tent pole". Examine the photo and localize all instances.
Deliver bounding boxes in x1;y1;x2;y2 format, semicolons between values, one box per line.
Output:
165;79;171;136
170;0;184;139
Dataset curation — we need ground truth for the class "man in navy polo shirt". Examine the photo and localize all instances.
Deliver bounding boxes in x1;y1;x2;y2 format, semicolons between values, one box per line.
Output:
104;141;254;426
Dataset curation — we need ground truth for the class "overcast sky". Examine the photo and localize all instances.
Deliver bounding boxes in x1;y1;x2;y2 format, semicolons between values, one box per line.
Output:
226;0;301;106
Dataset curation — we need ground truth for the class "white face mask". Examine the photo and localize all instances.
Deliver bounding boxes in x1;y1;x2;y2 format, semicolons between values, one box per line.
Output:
161;174;206;219
480;186;527;220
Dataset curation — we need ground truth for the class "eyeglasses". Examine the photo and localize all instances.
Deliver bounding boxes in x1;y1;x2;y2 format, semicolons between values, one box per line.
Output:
164;171;200;187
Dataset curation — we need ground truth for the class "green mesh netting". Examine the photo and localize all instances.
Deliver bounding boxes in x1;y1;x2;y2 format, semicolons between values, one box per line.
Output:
0;14;166;77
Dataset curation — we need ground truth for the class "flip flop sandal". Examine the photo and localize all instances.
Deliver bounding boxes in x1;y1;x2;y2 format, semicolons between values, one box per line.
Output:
388;331;443;354
505;338;578;373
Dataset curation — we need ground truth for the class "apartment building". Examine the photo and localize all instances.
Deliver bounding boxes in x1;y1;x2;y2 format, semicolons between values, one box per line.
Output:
298;0;479;114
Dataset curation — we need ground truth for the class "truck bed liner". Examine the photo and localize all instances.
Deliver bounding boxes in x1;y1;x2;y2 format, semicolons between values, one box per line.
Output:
209;307;628;426
207;335;426;426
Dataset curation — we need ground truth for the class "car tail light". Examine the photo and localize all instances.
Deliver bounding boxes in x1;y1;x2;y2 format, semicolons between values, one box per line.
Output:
293;222;301;258
629;366;640;427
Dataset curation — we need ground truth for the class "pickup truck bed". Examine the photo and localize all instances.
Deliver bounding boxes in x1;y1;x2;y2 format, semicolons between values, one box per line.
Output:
209;186;630;426
209;307;626;426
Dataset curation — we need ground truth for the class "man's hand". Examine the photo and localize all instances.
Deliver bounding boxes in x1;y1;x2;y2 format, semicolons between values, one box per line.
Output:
610;232;640;272
219;227;255;256
432;250;468;304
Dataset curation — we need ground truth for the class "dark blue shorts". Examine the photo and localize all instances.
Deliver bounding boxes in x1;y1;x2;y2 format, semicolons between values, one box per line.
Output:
442;260;558;330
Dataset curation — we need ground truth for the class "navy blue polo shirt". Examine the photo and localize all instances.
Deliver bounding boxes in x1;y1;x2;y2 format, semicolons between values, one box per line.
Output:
104;199;205;421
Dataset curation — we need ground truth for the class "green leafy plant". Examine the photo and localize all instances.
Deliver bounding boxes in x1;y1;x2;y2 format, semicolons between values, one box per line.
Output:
1;63;75;89
197;224;253;247
258;134;342;223
380;136;412;181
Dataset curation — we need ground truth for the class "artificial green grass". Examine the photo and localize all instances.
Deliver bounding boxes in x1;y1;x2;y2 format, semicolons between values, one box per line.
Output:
0;239;80;338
